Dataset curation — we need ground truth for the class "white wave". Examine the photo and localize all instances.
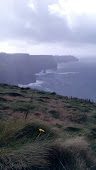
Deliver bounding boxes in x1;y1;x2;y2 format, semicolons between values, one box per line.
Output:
45;87;51;92
46;69;56;74
57;72;80;75
35;70;47;76
35;69;57;76
18;80;44;88
35;69;79;77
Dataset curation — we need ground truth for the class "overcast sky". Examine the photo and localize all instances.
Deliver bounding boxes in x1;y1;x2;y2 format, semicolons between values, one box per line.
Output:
0;0;96;57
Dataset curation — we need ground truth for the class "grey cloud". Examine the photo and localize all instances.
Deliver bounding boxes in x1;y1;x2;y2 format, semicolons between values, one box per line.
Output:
0;0;96;47
72;15;96;44
0;0;71;43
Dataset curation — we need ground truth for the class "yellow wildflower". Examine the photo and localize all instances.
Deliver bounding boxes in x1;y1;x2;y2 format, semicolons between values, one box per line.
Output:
39;128;45;132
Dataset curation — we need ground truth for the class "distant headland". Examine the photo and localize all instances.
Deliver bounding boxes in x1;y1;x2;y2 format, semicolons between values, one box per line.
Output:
0;53;78;85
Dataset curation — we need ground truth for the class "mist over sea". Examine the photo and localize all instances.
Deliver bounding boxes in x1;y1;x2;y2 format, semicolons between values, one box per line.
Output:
19;57;96;102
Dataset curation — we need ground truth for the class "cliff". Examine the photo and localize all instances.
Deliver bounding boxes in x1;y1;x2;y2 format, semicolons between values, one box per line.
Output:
55;55;79;63
0;53;78;85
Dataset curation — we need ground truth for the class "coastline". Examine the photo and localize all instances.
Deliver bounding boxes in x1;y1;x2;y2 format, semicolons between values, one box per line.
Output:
0;53;78;85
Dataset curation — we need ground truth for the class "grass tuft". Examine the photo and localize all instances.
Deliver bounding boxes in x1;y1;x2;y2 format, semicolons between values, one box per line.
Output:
48;137;95;170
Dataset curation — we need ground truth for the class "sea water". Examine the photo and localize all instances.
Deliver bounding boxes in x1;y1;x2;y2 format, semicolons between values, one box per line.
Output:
19;57;96;102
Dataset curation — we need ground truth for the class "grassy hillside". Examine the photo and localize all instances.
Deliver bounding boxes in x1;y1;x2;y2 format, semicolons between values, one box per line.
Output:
0;84;96;169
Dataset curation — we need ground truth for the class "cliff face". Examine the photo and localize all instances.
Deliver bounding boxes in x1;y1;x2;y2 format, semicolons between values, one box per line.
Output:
0;53;78;85
55;55;79;63
0;53;57;85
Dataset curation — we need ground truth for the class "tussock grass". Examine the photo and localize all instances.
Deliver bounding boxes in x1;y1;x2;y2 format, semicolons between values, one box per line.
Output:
0;120;57;148
0;119;57;169
1;121;95;170
48;137;96;170
0;142;49;170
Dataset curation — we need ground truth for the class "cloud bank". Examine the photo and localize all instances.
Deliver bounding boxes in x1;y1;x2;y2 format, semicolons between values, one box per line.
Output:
0;0;96;56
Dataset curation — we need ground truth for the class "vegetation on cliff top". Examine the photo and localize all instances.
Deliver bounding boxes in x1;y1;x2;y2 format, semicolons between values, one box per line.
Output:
0;84;96;169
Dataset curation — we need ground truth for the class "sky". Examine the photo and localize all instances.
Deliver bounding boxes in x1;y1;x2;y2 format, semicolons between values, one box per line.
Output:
0;0;96;57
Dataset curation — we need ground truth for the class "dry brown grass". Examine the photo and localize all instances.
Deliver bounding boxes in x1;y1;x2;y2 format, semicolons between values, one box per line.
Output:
48;137;95;170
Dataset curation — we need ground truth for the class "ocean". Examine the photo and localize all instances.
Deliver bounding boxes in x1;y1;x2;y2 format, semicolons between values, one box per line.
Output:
19;57;96;102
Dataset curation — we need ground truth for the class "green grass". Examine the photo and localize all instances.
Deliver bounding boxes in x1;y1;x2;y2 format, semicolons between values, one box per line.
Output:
49;110;60;119
0;120;56;141
0;103;10;110
73;114;88;123
65;103;93;112
0;120;95;170
11;102;38;113
12;102;30;112
0;84;96;169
